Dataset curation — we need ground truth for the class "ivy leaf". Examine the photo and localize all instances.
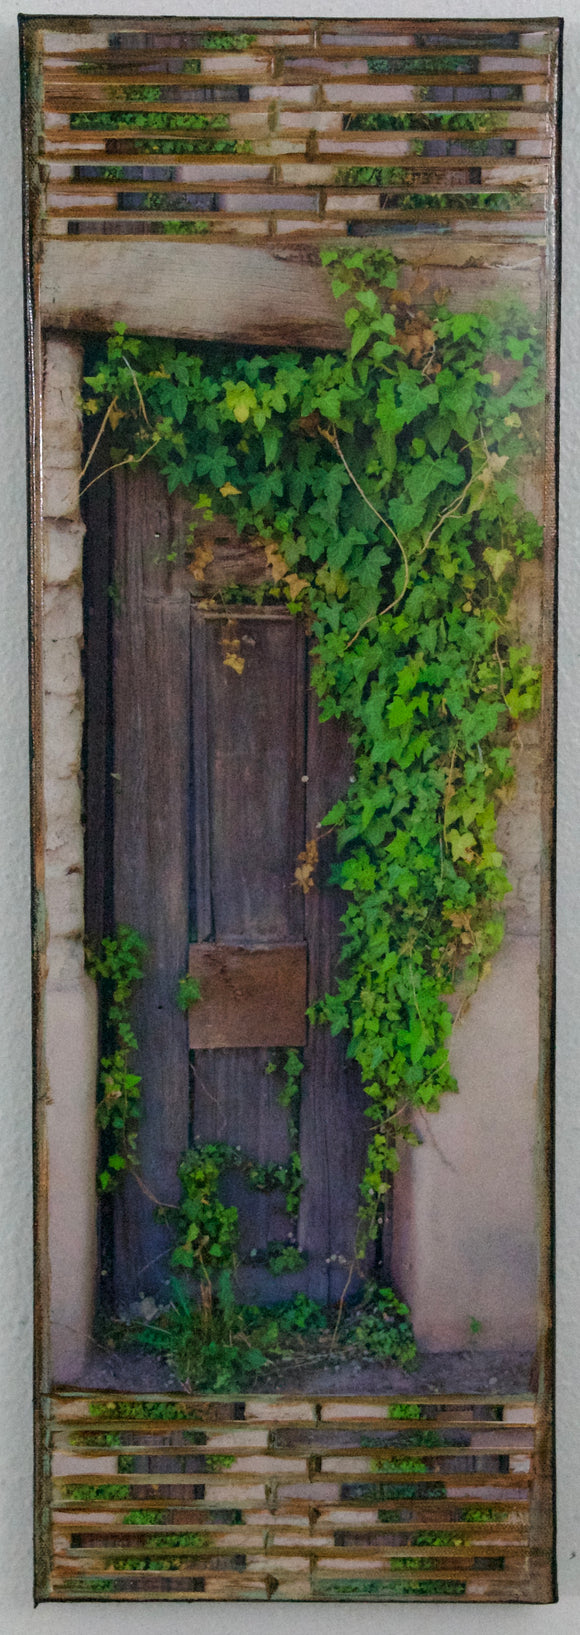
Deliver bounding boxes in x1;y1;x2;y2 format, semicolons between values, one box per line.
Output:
172;386;189;423
448;829;476;863
483;546;513;581
262;424;281;466
350;322;372;359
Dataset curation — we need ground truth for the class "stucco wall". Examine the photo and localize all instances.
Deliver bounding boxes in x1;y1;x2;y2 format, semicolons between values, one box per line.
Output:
391;553;546;1352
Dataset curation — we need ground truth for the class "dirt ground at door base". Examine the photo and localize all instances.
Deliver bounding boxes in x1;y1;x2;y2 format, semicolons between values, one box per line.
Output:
58;1345;535;1397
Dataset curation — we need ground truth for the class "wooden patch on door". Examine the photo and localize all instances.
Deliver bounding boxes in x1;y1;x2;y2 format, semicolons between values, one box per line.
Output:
188;943;307;1049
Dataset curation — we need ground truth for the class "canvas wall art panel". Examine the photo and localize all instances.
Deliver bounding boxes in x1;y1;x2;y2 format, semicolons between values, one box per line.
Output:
20;13;560;1603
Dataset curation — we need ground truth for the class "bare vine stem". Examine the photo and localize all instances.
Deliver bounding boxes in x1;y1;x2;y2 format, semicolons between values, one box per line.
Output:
80;395;118;481
80;439;157;498
318;425;410;648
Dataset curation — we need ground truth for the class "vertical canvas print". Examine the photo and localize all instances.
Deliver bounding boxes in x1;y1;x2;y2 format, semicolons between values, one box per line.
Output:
21;15;560;1602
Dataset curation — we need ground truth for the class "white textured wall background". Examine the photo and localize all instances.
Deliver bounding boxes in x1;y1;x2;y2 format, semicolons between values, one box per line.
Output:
0;2;577;1630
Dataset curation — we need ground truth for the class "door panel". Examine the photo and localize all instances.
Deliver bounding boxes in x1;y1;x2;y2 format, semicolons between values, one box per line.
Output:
190;606;307;1301
193;608;306;945
111;467;190;1309
106;465;371;1310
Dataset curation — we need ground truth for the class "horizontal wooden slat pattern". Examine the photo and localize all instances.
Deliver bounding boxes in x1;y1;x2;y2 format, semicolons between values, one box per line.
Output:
35;17;559;243
43;1390;548;1601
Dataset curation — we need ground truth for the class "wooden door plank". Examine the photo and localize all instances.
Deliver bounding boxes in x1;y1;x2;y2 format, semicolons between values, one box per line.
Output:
300;688;372;1304
204;612;306;945
192;1046;300;1304
190;608;212;942
190;610;307;1300
112;465;190;1305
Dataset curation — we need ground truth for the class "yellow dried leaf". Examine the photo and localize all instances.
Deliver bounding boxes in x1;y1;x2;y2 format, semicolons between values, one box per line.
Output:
489;370;502;388
294;837;319;894
223;649;245;675
219;481;241;497
264;541;289;583
188;542;214;583
285;573;309;599
109;404;125;429
220;619;245;676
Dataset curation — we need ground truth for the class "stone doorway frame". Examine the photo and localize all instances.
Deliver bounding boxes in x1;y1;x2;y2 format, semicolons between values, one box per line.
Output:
30;237;555;1387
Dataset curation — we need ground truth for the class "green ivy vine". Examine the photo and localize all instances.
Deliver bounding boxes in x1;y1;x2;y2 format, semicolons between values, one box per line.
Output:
86;925;147;1192
83;243;544;1261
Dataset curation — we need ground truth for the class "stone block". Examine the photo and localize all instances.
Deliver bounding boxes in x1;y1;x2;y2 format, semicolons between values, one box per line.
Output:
46;935;86;993
44;583;84;642
45;871;84;939
44;772;82;834
43;521;85;587
44;334;83;400
42;634;82;698
43;465;81;521
43;692;83;779
45;826;84;877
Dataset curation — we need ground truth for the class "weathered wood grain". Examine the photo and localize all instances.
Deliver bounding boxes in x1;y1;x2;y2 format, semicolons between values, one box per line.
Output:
111;464;190;1305
190;608;306;1299
200;610;306;946
39;240;544;343
300;690;371;1304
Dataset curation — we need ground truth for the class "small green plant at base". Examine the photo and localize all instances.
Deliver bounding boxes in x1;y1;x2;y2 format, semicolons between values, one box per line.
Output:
176;974;201;1011
413;1530;467;1548
461;1505;505;1523
110;84;162;104
265;1241;306;1274
63;1483;131;1502
200;32;256;51
389;1580;465;1597
105;1554;185;1571
138;1532;208;1549
70;1430;121;1448
387;1402;422;1419
346;109;506;135
277;1293;327;1333
88;1398;190;1421
469;1315;483;1336
162;220;211;237
351;1286;417;1368
204;1453;235;1472
71;109;229;133
124;1510;165;1525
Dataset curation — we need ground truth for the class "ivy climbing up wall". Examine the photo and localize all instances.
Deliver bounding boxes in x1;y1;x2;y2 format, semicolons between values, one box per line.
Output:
82;242;546;1332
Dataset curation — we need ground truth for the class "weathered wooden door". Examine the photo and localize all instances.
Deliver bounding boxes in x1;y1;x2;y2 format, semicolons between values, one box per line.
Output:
85;463;371;1311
